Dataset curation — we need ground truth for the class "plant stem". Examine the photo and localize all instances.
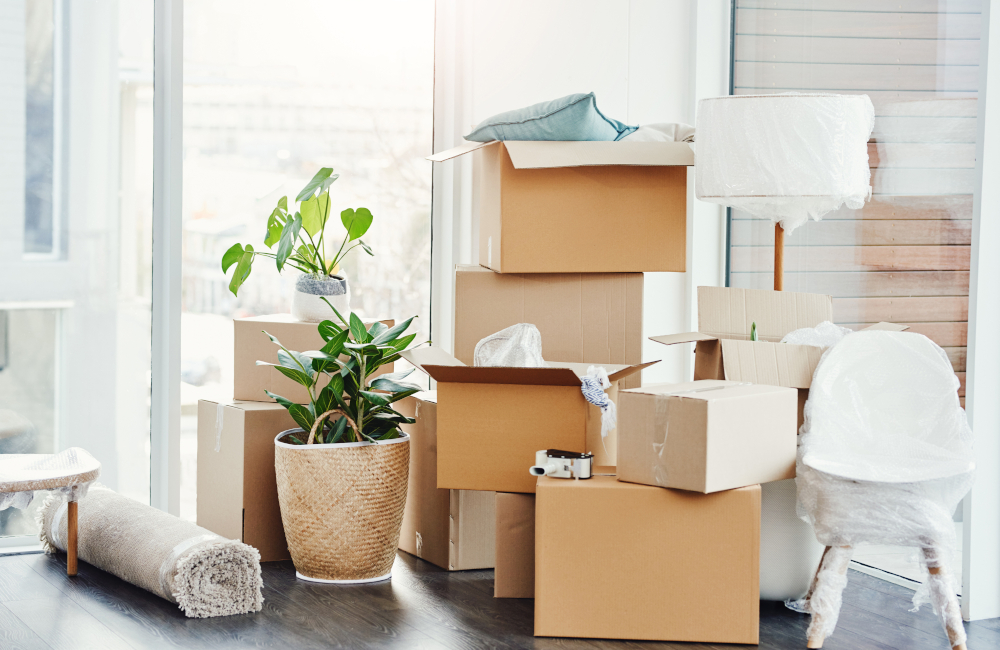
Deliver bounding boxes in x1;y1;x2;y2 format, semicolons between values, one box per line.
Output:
300;229;325;276
331;231;350;273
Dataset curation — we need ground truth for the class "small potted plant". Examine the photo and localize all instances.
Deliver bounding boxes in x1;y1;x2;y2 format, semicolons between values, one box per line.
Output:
221;167;375;322
261;303;422;583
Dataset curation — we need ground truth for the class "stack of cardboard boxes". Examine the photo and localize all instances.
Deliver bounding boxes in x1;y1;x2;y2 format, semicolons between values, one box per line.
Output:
196;313;395;562
402;139;906;644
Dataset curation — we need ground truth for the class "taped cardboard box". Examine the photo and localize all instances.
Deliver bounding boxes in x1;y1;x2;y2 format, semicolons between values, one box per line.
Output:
397;392;496;570
453;265;644;389
401;347;653;492
428;141;692;273
494;493;535;598
617;380;797;493
650;287;906;424
234;313;394;403
534;475;760;643
196;399;291;562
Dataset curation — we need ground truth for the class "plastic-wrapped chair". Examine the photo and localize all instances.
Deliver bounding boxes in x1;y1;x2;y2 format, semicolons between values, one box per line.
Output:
0;448;101;576
796;331;974;650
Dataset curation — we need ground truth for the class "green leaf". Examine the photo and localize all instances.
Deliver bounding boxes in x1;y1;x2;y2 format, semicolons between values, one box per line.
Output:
300;192;330;237
278;195;288;211
278;349;314;376
319;174;339;195
341;207;374;241
359;390;390;406
359;240;374;256
318;319;344;342
272;365;314;388
296;167;334;202
264;207;286;248
349;313;370;343
221;243;244;272
229;246;254;296
372;317;415;345
384;388;420;404
320;329;351;357
369;377;421;393
276;402;313;433
367;321;389;341
389;333;417;352
329;416;349;443
320;298;350;326
325;373;348;410
276;214;302;272
264;390;297;410
377;427;401;441
376;369;416;383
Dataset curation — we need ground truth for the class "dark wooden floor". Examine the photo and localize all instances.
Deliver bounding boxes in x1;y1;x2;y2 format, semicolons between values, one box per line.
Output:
1;552;998;650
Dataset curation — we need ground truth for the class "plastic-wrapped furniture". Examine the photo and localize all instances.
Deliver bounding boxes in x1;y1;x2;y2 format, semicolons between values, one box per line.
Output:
0;448;100;576
796;331;974;649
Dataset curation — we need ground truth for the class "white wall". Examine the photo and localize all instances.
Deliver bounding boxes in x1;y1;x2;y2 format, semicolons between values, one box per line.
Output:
432;0;729;382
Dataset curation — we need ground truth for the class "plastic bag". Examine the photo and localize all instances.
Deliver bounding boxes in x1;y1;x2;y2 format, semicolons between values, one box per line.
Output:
474;323;545;368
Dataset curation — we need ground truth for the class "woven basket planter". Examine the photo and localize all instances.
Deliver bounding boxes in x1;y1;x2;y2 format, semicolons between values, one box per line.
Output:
274;429;410;583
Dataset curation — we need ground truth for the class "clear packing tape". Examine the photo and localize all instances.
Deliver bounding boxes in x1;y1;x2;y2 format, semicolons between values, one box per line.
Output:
796;330;974;641
695;93;875;232
0;447;101;510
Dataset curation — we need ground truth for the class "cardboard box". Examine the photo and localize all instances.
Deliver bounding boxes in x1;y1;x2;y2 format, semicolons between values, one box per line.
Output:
234;313;394;403
402;347;653;492
429;140;692;273
494;493;535;598
196;399;292;562
534;476;760;643
650;287;906;424
453;265;644;389
617;380;798;493
397;392;496;570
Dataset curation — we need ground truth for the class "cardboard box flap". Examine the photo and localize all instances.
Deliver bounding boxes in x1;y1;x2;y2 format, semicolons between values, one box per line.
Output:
427;140;496;162
607;360;659;383
719;339;823;389
649;332;719;347
400;347;467;376
860;322;910;332
420;365;583;386
698;286;833;341
547;360;657;383
503;140;694;169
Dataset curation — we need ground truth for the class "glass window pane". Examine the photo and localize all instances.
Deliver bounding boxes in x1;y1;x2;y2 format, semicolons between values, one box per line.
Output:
181;0;435;521
24;0;56;255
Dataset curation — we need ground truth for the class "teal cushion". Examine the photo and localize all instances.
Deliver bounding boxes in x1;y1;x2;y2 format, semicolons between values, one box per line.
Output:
465;93;636;143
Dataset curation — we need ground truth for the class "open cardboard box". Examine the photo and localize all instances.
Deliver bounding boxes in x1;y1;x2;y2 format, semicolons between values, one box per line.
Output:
428;140;692;273
453;265;644;389
401;346;655;493
650;287;907;423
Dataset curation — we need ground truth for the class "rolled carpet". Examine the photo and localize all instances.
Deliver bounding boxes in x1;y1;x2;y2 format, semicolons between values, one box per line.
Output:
38;485;263;618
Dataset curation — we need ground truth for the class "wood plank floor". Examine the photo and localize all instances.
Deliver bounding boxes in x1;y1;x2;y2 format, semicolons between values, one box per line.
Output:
1;551;998;650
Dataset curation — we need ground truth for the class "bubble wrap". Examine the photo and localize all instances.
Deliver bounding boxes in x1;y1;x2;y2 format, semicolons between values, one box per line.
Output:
473;323;545;368
780;321;853;349
0;447;101;510
696;93;875;232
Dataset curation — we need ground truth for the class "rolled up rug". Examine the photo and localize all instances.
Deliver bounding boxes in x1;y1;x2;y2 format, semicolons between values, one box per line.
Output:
38;485;263;618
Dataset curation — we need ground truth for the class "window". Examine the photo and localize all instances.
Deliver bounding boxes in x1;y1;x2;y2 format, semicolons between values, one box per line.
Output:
730;1;978;400
1;0;154;542
180;0;435;520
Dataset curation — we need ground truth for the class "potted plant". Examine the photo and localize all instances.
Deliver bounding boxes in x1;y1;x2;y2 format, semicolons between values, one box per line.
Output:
221;167;376;322
261;303;422;583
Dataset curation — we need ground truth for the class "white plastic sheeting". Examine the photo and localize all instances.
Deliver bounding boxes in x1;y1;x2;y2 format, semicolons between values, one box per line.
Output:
780;321;853;349
473;323;545;368
696;93;875;232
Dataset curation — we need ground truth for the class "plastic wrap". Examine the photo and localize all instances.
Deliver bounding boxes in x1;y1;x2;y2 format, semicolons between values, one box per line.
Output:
473;323;545;368
780;321;853;349
696;93;875;232
796;330;974;635
0;447;101;510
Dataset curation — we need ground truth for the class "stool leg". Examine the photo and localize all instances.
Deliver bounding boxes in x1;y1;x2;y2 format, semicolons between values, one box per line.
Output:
922;546;967;650
67;500;78;577
806;545;853;649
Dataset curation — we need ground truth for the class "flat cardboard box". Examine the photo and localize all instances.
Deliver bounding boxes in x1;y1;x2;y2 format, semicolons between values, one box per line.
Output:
402;347;654;492
196;399;292;562
397;392;496;570
429;141;692;273
494;493;535;598
234;313;394;403
617;380;798;493
534;475;760;643
650;287;907;424
453;265;644;389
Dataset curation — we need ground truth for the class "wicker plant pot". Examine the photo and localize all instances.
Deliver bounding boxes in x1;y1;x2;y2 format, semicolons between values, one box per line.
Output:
274;429;410;583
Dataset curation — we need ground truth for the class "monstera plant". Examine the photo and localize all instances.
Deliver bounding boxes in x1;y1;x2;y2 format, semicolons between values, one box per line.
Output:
221;167;375;321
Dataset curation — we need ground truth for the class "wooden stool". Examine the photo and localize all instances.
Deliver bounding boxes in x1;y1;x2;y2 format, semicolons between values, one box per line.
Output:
0;448;101;576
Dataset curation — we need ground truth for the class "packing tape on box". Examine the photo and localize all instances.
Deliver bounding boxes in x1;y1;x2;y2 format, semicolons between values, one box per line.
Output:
214;403;225;452
651;383;751;486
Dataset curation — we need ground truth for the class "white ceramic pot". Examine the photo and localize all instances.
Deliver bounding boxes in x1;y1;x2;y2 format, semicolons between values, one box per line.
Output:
291;273;350;322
